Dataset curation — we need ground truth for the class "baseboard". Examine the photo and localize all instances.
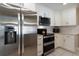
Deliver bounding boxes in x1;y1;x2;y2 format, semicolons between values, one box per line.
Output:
55;47;61;49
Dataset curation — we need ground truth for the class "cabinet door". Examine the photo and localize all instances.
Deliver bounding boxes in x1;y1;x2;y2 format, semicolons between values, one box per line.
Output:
36;4;54;26
50;15;55;26
37;35;43;56
36;4;49;17
62;8;76;26
62;10;69;25
54;11;61;26
55;34;64;48
23;3;36;12
64;35;75;52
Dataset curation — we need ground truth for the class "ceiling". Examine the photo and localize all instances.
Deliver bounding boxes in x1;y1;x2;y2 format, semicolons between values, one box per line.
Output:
38;3;78;10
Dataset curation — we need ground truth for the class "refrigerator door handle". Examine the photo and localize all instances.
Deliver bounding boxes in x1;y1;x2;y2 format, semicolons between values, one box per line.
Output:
22;13;24;55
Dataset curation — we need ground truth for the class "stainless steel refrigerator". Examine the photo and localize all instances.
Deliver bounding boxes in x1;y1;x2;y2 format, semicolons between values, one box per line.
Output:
0;3;37;56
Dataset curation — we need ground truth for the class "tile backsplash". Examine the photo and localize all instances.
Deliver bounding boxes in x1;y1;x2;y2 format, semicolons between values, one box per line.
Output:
60;26;79;34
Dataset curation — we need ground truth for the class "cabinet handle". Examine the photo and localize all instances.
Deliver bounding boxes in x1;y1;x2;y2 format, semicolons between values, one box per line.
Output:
64;39;65;42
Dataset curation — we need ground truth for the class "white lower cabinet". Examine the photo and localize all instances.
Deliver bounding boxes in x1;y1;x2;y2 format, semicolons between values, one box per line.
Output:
37;35;43;56
55;34;64;48
63;35;75;52
55;34;79;52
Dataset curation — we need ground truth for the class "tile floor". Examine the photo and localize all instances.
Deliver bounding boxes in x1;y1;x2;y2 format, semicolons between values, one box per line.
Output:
47;48;79;56
10;47;79;56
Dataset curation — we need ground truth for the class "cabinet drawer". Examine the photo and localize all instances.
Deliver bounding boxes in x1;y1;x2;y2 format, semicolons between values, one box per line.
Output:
64;35;75;39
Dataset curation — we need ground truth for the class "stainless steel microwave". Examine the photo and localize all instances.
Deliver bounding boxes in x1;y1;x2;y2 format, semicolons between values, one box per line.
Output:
39;16;50;26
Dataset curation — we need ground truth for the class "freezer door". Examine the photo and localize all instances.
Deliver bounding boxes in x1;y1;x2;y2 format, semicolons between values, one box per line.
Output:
0;12;19;56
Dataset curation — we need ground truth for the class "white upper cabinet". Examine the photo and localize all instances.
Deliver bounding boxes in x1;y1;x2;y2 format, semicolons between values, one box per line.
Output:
36;4;79;26
62;7;79;26
53;7;79;26
23;3;36;12
53;11;62;26
35;4;62;26
36;4;54;17
36;4;54;26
